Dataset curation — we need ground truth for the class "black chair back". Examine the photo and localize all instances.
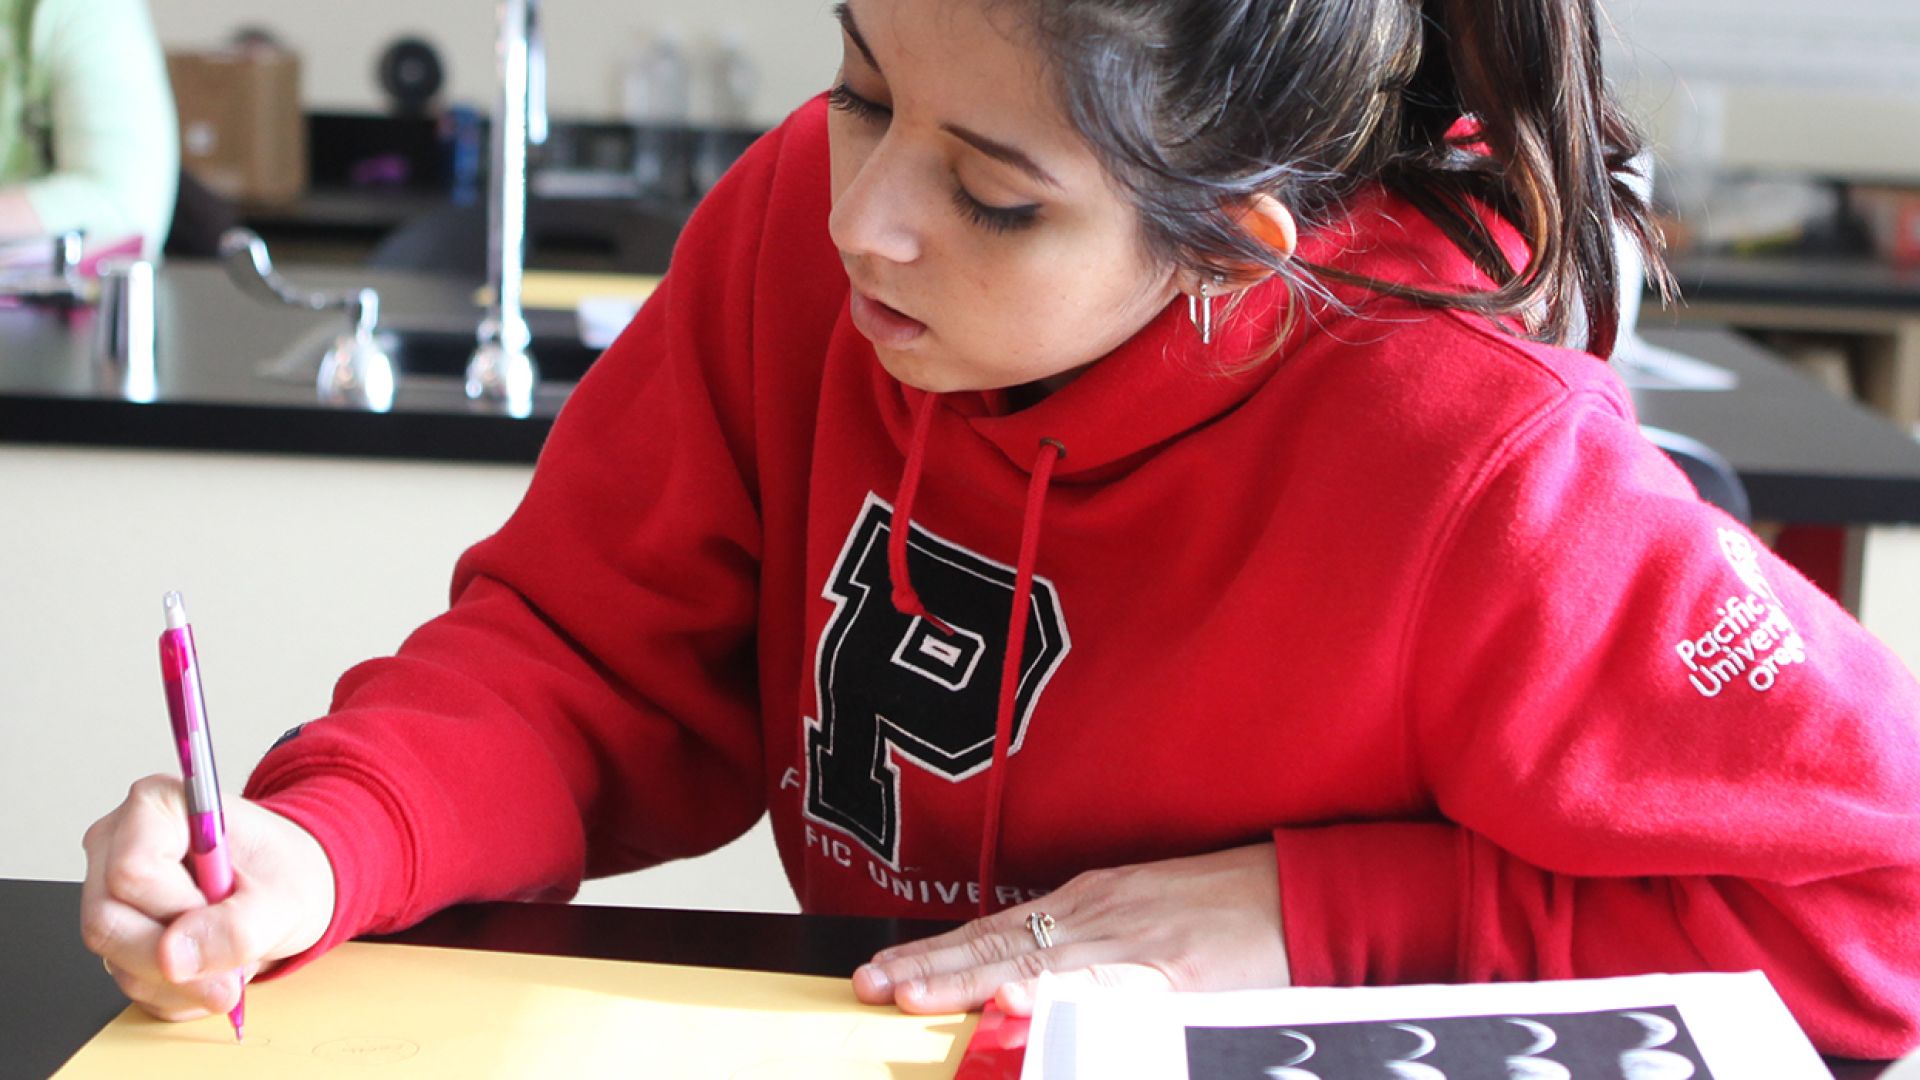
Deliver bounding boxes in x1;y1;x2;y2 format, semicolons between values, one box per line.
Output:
1642;425;1753;524
366;203;490;287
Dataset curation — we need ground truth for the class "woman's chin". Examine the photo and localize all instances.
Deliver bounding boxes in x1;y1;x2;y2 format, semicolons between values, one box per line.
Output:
872;346;972;394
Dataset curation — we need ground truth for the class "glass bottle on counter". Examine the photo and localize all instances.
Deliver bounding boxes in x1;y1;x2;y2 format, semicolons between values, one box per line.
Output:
622;31;692;200
694;35;758;195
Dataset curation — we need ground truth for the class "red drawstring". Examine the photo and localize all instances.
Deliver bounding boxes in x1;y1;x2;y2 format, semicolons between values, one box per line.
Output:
975;437;1065;916
888;394;954;635
886;391;1065;918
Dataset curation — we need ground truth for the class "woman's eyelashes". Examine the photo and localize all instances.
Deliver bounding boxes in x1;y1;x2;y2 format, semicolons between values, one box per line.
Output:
950;184;1040;233
829;82;1042;235
827;82;888;124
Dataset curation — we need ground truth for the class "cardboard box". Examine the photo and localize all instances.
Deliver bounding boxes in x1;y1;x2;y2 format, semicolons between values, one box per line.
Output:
167;49;307;206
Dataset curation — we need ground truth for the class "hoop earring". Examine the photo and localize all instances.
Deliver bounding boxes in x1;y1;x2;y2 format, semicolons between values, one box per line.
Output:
1187;275;1223;345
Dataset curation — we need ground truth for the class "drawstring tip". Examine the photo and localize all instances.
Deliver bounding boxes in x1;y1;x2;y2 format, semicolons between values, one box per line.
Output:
889;585;920;618
892;586;955;636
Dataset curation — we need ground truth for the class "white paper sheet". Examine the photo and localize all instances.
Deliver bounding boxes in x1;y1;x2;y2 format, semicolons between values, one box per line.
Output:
1612;338;1740;392
1022;971;1827;1079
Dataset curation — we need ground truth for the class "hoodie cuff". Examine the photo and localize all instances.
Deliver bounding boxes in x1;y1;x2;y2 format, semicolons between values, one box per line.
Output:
1273;822;1468;988
243;757;415;978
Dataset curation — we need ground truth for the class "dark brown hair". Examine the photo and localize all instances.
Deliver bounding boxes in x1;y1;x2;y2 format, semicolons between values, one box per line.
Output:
1028;0;1673;357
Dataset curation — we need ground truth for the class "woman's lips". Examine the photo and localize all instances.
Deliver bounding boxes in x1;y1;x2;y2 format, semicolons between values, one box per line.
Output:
849;289;928;347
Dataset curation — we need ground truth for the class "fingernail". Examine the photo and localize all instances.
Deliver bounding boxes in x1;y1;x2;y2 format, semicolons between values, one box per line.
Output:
901;979;924;999
858;964;892;996
209;972;241;1012
168;934;202;980
1000;982;1033;1013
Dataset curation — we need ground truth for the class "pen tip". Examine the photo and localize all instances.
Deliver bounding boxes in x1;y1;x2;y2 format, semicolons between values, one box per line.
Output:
163;591;187;629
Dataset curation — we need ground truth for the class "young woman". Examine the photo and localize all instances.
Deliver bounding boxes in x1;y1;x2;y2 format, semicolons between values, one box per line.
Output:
81;0;1920;1059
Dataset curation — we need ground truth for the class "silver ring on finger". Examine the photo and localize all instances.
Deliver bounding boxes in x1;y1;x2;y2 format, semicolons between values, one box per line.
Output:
1025;911;1056;950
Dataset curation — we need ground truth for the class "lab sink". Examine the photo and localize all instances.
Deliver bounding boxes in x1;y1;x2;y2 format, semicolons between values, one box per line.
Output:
258;314;605;390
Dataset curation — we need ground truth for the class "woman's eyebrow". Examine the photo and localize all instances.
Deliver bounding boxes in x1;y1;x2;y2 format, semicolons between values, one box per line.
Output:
833;3;883;74
941;124;1062;190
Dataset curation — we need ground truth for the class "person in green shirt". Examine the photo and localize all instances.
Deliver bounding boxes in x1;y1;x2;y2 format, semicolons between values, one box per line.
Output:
0;0;177;258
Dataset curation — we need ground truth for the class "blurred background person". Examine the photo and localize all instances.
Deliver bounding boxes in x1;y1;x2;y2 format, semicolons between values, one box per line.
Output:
0;0;178;261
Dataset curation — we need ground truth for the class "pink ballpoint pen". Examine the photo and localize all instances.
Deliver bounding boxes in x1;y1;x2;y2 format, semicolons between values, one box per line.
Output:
159;591;246;1041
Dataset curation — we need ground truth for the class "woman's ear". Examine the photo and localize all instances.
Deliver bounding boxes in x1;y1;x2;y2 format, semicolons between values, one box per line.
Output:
1195;194;1298;294
1237;193;1298;262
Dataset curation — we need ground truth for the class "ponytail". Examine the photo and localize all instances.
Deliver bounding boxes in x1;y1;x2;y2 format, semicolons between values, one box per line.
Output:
1363;0;1674;356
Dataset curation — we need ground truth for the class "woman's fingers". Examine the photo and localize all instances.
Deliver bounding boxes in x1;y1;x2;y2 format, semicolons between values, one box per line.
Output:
883;939;1146;1014
855;903;1057;1005
81;775;338;1024
78;885;168;980
87;778;202;916
854;843;1289;1015
80;777;205;975
157;881;276;984
872;905;1053;978
860;900;1169;1013
104;958;243;1022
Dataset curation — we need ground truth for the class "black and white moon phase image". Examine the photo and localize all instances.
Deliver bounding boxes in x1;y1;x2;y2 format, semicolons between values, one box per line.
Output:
1384;1023;1445;1079
1616;1009;1695;1079
1261;1029;1316;1079
1186;1004;1711;1080
1504;1016;1572;1080
1507;1017;1559;1056
1619;1049;1697;1079
1620;1011;1681;1049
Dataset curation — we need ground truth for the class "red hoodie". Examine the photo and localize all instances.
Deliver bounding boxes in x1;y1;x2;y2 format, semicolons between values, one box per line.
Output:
245;98;1920;1057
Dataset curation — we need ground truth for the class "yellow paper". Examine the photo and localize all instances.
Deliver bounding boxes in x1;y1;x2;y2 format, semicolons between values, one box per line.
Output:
474;272;662;311
55;942;974;1079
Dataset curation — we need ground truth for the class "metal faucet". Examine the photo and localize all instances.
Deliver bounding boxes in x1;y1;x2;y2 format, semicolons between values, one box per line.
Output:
467;0;548;419
219;227;395;413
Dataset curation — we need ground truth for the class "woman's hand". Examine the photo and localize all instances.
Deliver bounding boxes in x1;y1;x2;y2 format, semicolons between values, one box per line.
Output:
80;775;336;1022
852;841;1289;1016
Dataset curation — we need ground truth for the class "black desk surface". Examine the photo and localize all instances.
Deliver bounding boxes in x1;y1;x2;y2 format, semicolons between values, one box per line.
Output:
6;878;1898;1079
1631;327;1920;524
1667;252;1920;313
0;264;563;464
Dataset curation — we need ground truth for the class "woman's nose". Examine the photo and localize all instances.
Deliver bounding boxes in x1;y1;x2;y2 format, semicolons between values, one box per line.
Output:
828;141;925;266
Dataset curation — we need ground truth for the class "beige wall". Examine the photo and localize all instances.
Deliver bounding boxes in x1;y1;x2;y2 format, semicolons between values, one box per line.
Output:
1603;0;1920;180
146;0;841;127
0;445;795;913
1618;80;1920;184
1862;527;1920;673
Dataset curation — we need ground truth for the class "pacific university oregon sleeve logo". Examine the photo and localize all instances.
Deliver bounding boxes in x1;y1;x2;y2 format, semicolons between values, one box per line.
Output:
1673;528;1809;698
804;494;1071;868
